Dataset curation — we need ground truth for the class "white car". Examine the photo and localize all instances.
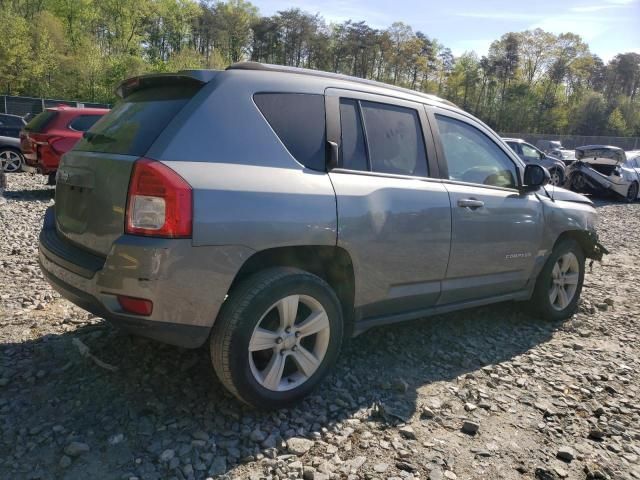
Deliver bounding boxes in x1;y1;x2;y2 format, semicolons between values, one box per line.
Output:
565;145;639;202
551;149;577;165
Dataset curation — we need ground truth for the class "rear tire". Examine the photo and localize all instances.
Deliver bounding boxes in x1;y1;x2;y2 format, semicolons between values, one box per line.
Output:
210;268;343;409
529;239;585;321
548;168;563;187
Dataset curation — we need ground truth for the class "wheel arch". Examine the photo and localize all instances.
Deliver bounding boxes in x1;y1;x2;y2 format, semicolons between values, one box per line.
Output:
0;145;22;153
553;229;607;261
225;246;356;337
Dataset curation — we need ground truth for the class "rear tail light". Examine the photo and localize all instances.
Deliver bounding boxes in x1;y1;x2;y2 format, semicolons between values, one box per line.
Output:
125;158;192;238
117;295;153;316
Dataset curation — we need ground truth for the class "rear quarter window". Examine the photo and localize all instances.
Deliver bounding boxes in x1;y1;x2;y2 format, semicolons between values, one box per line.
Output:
68;115;103;132
75;85;199;156
254;93;326;171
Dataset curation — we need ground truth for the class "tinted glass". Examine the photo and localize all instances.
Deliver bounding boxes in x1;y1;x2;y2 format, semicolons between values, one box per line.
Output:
76;85;199;156
436;115;517;188
68;115;102;132
24;110;58;132
0;115;23;126
360;101;427;176
339;99;367;171
254;93;326;171
506;141;519;153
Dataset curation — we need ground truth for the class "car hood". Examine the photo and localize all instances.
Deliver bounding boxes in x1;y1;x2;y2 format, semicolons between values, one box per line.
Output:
538;186;593;205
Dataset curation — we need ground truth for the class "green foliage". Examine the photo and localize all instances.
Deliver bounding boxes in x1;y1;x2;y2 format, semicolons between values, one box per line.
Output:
0;9;31;94
1;0;638;135
571;92;607;135
607;108;629;136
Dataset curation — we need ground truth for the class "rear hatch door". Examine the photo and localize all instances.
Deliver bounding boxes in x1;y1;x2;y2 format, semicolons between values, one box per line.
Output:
55;77;205;256
21;110;59;163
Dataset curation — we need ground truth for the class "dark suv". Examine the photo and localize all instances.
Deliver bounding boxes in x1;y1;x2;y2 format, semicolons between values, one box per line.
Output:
0;113;27;138
39;63;606;408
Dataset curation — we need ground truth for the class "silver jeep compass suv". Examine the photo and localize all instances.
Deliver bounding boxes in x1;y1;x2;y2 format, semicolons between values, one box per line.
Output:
39;63;606;408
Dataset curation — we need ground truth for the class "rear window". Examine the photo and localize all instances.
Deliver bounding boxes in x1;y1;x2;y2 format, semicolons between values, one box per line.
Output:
75;85;199;156
24;110;58;132
254;93;326;171
68;115;102;132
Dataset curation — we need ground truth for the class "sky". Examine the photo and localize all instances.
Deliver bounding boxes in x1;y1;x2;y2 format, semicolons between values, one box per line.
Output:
251;0;640;61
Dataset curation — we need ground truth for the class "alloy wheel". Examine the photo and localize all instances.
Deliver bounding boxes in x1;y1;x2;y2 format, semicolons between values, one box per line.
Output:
548;252;580;311
248;294;331;392
549;170;562;186
627;183;638;202
1;150;22;173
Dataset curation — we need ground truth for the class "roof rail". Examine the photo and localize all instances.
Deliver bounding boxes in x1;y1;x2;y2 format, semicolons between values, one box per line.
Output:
227;62;458;108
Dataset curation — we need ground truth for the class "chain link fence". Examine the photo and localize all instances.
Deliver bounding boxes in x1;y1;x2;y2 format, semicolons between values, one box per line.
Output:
1;95;110;118
500;132;640;151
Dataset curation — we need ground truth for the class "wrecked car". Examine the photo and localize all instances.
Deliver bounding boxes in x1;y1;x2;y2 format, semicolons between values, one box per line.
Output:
565;145;639;202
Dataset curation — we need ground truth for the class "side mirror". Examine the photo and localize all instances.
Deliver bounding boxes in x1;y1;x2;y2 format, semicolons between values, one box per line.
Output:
522;164;550;191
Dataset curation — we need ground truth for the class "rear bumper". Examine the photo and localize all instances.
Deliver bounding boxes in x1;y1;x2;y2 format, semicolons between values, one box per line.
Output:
23;152;56;175
38;207;254;348
40;262;210;347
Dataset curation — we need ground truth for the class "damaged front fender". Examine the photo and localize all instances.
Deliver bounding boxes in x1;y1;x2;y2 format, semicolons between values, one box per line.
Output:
578;230;609;261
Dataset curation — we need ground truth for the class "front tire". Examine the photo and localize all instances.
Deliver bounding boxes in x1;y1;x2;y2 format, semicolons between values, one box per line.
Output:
210;268;343;409
530;239;585;321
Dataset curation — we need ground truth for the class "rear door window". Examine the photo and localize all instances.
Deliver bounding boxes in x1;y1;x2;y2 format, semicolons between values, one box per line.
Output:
254;93;326;171
360;101;427;177
76;85;199;156
68;115;102;132
337;97;428;177
506;142;520;154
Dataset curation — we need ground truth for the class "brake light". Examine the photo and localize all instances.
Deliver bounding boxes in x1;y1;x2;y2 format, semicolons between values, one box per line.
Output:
125;158;192;238
117;295;153;316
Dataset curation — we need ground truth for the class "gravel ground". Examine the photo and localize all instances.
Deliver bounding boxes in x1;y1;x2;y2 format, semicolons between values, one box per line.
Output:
1;173;639;480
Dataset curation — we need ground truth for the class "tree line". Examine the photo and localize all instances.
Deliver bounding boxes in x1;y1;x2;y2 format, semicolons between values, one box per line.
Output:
1;0;639;136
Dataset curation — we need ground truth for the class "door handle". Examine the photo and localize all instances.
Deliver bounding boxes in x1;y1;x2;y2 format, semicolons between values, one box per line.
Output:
457;198;484;209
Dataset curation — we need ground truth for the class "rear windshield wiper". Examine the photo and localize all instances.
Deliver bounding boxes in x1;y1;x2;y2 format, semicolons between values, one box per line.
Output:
83;131;115;144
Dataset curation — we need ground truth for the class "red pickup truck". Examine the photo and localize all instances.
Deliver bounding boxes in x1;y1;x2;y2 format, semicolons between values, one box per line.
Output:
20;106;108;183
